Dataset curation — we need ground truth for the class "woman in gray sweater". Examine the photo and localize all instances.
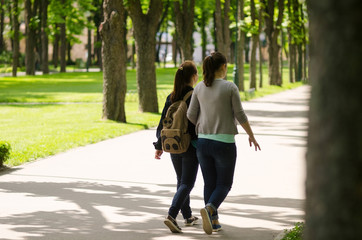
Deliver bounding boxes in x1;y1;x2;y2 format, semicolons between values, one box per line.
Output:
187;52;261;235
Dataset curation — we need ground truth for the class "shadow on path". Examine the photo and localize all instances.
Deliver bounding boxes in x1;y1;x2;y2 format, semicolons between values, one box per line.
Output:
0;181;303;240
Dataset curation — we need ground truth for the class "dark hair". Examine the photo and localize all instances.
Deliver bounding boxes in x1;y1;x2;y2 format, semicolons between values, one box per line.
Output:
170;61;197;103
202;52;227;87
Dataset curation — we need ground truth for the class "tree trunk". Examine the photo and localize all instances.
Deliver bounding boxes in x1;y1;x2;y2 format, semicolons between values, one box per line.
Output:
92;0;104;70
87;25;92;71
215;0;224;54
223;0;230;60
174;0;195;61
12;0;20;77
249;0;258;90
236;0;245;91
201;10;207;61
53;27;59;69
96;30;103;70
297;44;302;81
215;0;231;60
60;0;66;72
280;30;283;84
7;2;13;51
258;3;264;88
300;4;308;82
25;0;39;75
292;0;302;82
131;37;135;69
263;0;284;86
0;0;5;54
41;0;49;74
172;34;177;67
67;41;72;63
127;0;163;113
306;0;362;239
155;0;169;65
100;0;127;122
36;2;42;71
287;0;294;83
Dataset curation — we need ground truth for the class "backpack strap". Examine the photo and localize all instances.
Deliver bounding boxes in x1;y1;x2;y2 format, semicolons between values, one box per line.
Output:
183;90;193;102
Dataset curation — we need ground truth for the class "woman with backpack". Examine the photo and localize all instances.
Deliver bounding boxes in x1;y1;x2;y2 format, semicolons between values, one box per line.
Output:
153;60;199;233
187;52;261;235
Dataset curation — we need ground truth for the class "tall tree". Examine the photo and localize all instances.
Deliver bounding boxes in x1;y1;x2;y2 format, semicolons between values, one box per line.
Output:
174;0;195;61
25;0;40;75
127;0;163;113
92;0;104;69
215;0;231;60
262;0;284;86
306;0;362;239
287;0;296;83
235;0;245;91
258;1;264;88
292;0;302;82
41;0;49;74
99;0;127;122
12;0;20;77
300;4;307;82
59;0;66;72
52;25;60;68
249;0;259;90
155;0;170;64
195;0;212;61
0;0;5;53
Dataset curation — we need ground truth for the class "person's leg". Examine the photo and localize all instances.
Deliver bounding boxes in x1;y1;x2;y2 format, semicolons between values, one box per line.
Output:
168;154;183;219
207;141;237;209
196;138;217;205
199;140;237;234
164;154;183;233
169;146;199;219
179;146;199;219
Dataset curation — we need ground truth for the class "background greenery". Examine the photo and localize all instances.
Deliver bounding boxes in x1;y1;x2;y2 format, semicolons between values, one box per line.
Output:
0;64;302;166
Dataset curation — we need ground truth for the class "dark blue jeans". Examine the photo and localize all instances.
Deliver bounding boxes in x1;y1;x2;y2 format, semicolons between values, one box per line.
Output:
168;145;199;219
197;138;237;209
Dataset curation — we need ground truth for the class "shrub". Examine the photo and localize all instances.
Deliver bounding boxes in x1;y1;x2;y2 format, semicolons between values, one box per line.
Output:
281;222;304;240
0;141;11;168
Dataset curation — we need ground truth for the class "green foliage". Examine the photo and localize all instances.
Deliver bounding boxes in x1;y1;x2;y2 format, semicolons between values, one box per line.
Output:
0;51;13;64
0;141;11;167
281;222;304;240
48;0;96;45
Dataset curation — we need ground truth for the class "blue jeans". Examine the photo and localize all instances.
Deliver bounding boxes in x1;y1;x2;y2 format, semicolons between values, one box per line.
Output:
168;145;199;219
197;138;237;209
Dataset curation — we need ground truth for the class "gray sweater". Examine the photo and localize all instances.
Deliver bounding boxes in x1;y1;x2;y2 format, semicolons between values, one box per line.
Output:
187;79;248;135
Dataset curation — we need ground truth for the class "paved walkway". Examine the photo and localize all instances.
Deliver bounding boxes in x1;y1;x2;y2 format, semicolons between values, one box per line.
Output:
0;86;310;240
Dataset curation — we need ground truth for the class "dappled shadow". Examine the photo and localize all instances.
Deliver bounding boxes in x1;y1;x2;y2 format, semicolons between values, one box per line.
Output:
252;100;309;106
246;109;308;119
0;180;304;240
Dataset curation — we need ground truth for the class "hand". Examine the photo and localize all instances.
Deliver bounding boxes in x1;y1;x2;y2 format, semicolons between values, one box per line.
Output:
155;150;163;159
249;136;261;151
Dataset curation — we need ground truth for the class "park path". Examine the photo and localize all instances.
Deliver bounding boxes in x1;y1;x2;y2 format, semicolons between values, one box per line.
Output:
0;86;309;240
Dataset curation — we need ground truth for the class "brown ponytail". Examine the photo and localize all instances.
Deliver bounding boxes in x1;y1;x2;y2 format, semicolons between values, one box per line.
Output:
170;61;197;103
203;52;227;87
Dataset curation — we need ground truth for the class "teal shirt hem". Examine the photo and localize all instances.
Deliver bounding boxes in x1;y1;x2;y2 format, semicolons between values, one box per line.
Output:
198;134;235;143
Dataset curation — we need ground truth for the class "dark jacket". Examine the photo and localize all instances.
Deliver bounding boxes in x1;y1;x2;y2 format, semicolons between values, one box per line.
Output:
153;86;197;150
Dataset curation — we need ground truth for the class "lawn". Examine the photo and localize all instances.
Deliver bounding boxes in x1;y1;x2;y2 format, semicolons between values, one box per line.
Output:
0;64;303;166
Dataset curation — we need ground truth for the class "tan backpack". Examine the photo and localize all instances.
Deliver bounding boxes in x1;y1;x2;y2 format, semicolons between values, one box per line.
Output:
161;91;193;154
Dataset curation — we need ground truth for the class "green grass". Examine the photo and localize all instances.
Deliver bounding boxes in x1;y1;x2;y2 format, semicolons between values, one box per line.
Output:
0;64;304;166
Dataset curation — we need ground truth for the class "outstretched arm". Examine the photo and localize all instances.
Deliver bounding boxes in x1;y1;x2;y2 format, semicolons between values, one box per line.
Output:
241;121;261;151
